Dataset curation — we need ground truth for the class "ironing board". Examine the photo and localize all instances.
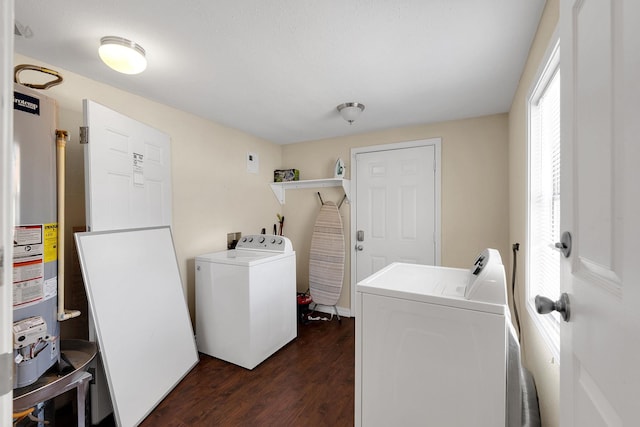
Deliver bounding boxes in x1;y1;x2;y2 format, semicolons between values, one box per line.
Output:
309;201;345;315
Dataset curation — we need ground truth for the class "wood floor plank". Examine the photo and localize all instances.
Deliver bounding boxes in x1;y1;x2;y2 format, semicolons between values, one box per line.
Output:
138;317;355;426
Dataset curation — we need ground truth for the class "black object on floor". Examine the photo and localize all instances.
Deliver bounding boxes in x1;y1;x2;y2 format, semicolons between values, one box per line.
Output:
297;293;312;324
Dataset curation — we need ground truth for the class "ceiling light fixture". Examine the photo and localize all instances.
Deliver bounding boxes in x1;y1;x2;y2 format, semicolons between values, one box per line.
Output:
99;36;147;75
337;102;365;125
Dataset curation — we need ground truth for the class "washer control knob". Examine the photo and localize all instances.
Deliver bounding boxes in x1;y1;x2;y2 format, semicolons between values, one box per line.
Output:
241;237;247;242
248;237;253;242
277;239;283;244
259;237;265;243
271;238;276;244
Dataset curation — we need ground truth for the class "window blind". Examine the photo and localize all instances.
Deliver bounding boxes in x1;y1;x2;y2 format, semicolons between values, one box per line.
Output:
529;68;562;344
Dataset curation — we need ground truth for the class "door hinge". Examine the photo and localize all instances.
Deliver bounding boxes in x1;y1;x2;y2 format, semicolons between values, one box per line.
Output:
79;126;89;144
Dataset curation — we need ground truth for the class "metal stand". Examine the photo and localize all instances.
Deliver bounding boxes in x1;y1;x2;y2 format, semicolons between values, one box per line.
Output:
13;340;97;427
309;303;342;324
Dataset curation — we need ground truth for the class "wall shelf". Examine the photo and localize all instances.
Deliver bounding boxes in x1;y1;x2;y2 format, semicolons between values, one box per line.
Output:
270;178;350;205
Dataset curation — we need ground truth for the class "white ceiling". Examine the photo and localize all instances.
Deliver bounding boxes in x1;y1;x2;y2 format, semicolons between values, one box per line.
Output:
14;0;546;145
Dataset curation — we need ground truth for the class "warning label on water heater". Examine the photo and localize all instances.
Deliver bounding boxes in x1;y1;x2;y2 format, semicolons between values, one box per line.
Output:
43;223;58;263
13;225;45;307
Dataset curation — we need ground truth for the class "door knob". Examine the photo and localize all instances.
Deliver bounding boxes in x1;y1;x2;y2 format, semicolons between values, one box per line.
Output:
535;293;571;322
355;245;364;251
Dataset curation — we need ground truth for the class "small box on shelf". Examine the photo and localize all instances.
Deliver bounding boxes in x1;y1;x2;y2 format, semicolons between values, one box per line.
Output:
274;169;300;182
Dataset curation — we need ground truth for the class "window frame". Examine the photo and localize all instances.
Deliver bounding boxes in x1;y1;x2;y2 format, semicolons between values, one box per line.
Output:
526;33;561;362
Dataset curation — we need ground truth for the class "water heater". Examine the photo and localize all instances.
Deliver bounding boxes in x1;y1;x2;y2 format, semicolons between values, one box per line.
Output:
12;84;60;388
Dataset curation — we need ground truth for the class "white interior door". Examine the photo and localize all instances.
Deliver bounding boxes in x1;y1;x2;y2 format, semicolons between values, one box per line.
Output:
83;99;172;232
83;100;173;423
353;140;440;287
1;0;14;422
559;0;640;424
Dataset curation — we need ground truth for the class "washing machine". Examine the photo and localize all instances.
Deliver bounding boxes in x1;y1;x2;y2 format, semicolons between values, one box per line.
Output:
195;235;296;370
355;249;521;427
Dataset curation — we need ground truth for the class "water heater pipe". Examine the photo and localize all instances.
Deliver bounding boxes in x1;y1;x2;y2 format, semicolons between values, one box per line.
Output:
56;130;80;321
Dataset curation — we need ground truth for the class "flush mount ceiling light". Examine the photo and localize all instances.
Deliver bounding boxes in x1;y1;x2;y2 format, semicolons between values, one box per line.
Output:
337;102;365;125
99;36;147;75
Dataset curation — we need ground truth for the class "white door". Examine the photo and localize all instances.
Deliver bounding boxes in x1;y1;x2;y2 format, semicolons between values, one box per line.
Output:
83;99;172;232
83;100;172;423
559;0;640;424
1;0;14;422
353;140;440;287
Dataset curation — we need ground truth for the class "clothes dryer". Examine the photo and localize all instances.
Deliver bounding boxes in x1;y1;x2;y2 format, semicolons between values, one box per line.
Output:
355;249;521;427
195;235;296;369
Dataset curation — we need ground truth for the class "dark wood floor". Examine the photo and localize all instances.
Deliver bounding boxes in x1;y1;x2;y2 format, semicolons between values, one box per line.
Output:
76;315;354;426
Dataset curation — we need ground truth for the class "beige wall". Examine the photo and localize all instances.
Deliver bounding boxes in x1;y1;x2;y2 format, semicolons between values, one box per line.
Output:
282;114;510;310
508;0;560;426
15;54;283;333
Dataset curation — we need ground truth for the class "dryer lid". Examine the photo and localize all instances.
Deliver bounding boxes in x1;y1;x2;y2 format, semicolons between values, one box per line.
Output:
356;262;507;315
